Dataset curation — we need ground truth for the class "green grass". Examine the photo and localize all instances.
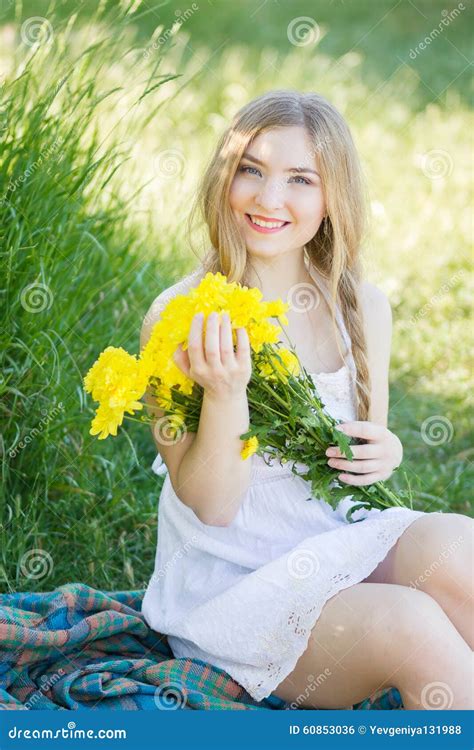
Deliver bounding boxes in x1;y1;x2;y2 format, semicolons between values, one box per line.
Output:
1;0;472;593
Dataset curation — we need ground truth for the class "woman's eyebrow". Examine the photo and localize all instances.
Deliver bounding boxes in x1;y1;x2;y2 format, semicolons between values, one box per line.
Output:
241;151;320;176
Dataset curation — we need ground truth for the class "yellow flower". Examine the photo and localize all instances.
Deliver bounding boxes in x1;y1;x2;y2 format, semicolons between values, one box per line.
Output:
277;348;300;376
241;436;259;460
84;347;148;402
258;347;300;381
84;347;148;439
84;272;292;439
167;412;186;438
139;272;290;389
154;384;173;408
90;403;126;440
263;299;289;324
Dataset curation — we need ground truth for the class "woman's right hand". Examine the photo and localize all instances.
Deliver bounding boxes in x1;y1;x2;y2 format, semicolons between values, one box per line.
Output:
173;311;252;401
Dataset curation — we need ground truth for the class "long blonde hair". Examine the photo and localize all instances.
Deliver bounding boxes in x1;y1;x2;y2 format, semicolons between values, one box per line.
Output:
186;89;371;420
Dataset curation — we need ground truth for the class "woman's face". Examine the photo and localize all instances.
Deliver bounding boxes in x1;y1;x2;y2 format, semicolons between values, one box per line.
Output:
229;125;326;262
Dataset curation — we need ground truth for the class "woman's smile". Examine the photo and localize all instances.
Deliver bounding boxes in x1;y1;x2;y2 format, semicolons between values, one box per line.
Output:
244;213;291;234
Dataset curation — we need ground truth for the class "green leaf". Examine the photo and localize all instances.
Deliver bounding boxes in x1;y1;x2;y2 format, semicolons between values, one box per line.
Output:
345;503;371;522
333;430;354;459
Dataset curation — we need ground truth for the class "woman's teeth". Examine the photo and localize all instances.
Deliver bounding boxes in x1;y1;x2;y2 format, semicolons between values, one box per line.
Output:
250;216;286;228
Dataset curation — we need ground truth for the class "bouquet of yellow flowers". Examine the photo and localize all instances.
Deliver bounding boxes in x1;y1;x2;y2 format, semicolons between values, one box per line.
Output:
83;272;411;522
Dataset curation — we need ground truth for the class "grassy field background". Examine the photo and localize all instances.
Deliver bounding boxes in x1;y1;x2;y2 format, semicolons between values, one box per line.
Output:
1;0;472;593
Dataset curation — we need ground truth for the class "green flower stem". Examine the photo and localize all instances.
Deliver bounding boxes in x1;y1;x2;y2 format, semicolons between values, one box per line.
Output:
249;374;329;447
246;397;289;422
255;378;293;411
123;415;152;425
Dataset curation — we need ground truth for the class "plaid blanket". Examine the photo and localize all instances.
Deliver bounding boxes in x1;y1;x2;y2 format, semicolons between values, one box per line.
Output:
0;584;402;710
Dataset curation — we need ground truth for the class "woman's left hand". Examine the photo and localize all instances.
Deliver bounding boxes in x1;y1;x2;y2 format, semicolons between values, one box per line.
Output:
326;421;403;486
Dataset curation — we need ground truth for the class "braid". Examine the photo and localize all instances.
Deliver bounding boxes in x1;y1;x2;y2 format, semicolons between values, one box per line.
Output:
308;220;371;422
338;268;371;421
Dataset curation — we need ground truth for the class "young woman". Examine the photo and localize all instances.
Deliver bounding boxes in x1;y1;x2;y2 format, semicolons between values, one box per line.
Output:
140;90;473;710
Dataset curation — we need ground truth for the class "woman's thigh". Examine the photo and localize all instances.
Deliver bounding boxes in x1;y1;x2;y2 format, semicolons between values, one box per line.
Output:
272;581;438;709
361;512;473;589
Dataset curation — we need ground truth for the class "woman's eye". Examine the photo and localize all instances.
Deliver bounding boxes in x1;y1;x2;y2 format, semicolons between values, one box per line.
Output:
239;165;261;176
290;175;311;185
238;165;311;185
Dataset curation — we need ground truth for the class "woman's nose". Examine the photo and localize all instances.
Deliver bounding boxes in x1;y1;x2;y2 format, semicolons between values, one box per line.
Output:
255;177;285;210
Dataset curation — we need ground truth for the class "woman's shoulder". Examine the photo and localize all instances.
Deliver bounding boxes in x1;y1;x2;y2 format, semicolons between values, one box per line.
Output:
359;280;392;321
141;266;206;343
148;266;206;316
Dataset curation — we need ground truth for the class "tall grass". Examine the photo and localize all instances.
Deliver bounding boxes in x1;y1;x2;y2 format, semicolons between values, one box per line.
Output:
1;1;472;593
1;3;188;593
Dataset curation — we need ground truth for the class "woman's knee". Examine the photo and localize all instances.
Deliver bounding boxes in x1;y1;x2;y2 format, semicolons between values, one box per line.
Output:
410;512;473;556
406;513;473;598
319;583;448;678
312;583;434;643
391;584;449;633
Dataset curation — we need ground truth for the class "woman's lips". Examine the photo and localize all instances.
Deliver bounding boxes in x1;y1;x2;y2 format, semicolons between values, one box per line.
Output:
244;213;291;234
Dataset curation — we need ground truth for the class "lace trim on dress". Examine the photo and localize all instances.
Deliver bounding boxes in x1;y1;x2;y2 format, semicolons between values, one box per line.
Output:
239;511;426;700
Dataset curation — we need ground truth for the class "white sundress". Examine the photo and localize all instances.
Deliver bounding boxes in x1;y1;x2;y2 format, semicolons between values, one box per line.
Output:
141;256;428;703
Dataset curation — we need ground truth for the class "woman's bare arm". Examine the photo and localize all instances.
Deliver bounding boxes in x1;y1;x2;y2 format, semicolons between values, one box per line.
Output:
141;305;253;527
176;389;252;526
